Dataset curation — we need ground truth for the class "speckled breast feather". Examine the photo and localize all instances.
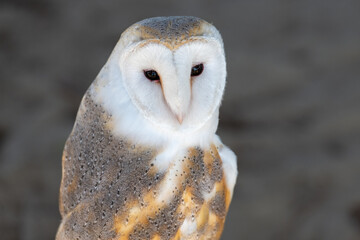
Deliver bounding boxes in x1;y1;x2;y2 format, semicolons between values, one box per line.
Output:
56;90;231;240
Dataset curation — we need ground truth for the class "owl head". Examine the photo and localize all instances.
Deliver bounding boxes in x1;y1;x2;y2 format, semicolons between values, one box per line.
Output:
93;16;226;146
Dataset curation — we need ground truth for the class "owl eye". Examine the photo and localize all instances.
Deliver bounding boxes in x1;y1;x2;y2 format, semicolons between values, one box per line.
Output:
144;70;160;81
191;64;204;77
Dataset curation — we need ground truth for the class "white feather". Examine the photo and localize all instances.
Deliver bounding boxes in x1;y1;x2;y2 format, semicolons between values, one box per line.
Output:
91;32;237;199
214;136;238;197
92;38;225;150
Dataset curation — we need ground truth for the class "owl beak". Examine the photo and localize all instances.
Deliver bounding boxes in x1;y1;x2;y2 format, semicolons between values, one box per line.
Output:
176;114;183;124
161;75;191;125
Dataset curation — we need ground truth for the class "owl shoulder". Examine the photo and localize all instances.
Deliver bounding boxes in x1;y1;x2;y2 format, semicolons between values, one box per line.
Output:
214;136;238;196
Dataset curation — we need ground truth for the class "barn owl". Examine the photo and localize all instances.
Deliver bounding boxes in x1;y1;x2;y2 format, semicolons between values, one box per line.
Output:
56;16;237;240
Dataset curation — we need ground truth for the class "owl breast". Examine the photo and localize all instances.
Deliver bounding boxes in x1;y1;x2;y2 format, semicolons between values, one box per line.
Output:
56;91;232;240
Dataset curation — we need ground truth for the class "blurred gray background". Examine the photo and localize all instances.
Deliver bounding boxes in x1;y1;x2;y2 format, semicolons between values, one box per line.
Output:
0;0;360;239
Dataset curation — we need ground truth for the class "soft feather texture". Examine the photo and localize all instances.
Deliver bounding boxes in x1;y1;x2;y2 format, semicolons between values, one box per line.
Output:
57;16;237;240
94;38;226;149
91;15;237;232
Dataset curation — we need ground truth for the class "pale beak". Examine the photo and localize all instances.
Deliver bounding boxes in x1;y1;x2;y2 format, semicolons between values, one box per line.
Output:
161;74;191;125
176;114;183;124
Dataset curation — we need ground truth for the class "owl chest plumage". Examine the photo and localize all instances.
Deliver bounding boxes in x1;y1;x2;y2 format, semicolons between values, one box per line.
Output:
57;92;231;240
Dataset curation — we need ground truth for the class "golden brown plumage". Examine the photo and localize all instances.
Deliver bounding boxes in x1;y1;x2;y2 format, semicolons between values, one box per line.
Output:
57;16;237;240
57;91;231;239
